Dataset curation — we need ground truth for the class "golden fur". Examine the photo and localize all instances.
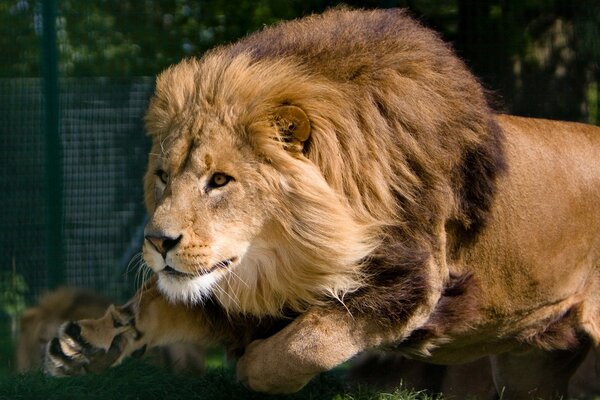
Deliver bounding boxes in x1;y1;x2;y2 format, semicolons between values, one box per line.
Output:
45;9;600;398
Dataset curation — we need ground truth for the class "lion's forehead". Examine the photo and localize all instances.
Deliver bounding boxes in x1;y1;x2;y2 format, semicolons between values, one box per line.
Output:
159;121;250;174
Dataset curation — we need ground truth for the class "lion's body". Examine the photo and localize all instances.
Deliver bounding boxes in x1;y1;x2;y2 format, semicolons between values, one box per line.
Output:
45;8;600;398
413;115;600;363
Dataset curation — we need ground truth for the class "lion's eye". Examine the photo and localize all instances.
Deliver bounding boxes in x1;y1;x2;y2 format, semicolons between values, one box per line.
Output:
155;169;169;185
208;173;232;189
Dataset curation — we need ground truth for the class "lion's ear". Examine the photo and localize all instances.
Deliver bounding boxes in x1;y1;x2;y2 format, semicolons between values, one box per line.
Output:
273;105;311;152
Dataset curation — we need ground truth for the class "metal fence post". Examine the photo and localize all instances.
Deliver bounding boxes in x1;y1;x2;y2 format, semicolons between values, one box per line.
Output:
41;0;64;288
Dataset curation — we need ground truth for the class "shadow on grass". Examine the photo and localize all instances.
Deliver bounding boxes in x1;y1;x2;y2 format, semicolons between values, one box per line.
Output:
0;359;441;400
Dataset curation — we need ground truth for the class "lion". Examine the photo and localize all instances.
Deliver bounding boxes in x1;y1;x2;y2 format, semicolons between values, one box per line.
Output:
44;8;600;399
18;287;204;375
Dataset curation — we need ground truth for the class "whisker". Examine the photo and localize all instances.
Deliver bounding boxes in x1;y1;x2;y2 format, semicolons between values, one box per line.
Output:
128;252;142;266
210;251;249;291
135;258;149;288
159;135;167;155
126;253;143;276
330;290;355;320
214;280;240;309
134;260;144;289
136;262;152;307
228;268;249;289
204;252;243;308
159;134;175;158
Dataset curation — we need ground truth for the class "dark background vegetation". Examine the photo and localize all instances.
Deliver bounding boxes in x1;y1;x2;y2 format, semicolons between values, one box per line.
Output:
3;0;599;120
0;0;599;392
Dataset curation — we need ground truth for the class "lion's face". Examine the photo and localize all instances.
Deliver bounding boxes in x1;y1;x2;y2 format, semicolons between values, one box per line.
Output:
143;120;275;304
142;58;375;315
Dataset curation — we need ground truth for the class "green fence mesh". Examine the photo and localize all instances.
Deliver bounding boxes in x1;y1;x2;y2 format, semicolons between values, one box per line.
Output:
1;78;46;301
1;78;152;302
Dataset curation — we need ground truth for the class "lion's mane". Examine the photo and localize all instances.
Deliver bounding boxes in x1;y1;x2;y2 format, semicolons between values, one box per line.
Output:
144;8;505;320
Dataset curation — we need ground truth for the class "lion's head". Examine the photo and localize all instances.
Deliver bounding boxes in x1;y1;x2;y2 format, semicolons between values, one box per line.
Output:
142;55;378;316
142;9;500;319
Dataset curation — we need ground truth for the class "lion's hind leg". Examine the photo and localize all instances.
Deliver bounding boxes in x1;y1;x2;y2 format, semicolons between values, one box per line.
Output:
491;341;590;400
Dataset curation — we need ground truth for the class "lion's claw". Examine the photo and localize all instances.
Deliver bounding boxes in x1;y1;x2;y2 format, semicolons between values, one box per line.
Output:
44;304;139;377
45;322;91;376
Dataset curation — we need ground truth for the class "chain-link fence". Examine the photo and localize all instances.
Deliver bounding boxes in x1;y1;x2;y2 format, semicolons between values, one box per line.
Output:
0;1;159;305
1;77;152;303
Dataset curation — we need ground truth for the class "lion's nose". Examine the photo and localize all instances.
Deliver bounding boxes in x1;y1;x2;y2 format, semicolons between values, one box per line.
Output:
145;234;182;258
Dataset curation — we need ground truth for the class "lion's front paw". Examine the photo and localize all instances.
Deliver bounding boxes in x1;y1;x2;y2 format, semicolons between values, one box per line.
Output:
44;305;139;376
236;339;315;394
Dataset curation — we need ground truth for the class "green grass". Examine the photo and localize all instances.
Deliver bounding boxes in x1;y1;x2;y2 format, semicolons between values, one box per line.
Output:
0;360;439;400
0;318;435;400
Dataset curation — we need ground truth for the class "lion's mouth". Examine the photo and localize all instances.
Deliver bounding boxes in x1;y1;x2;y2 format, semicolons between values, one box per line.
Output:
161;257;238;279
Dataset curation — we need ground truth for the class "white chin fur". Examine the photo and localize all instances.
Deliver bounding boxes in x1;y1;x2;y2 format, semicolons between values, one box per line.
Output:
157;272;221;304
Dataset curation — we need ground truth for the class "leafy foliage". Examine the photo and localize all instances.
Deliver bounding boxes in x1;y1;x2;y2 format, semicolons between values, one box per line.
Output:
1;0;598;121
0;260;28;339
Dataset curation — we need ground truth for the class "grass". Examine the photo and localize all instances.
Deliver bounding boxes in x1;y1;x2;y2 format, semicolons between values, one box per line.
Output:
0;316;438;400
2;340;600;400
0;360;439;400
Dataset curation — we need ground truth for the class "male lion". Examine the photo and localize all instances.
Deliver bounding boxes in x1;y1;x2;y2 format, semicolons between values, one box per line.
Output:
45;8;600;399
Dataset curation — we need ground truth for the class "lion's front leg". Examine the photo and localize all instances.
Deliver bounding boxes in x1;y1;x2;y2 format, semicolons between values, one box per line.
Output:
236;307;381;394
44;278;214;376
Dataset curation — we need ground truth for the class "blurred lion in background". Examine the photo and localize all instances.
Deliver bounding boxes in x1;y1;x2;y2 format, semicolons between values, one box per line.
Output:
17;287;204;375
